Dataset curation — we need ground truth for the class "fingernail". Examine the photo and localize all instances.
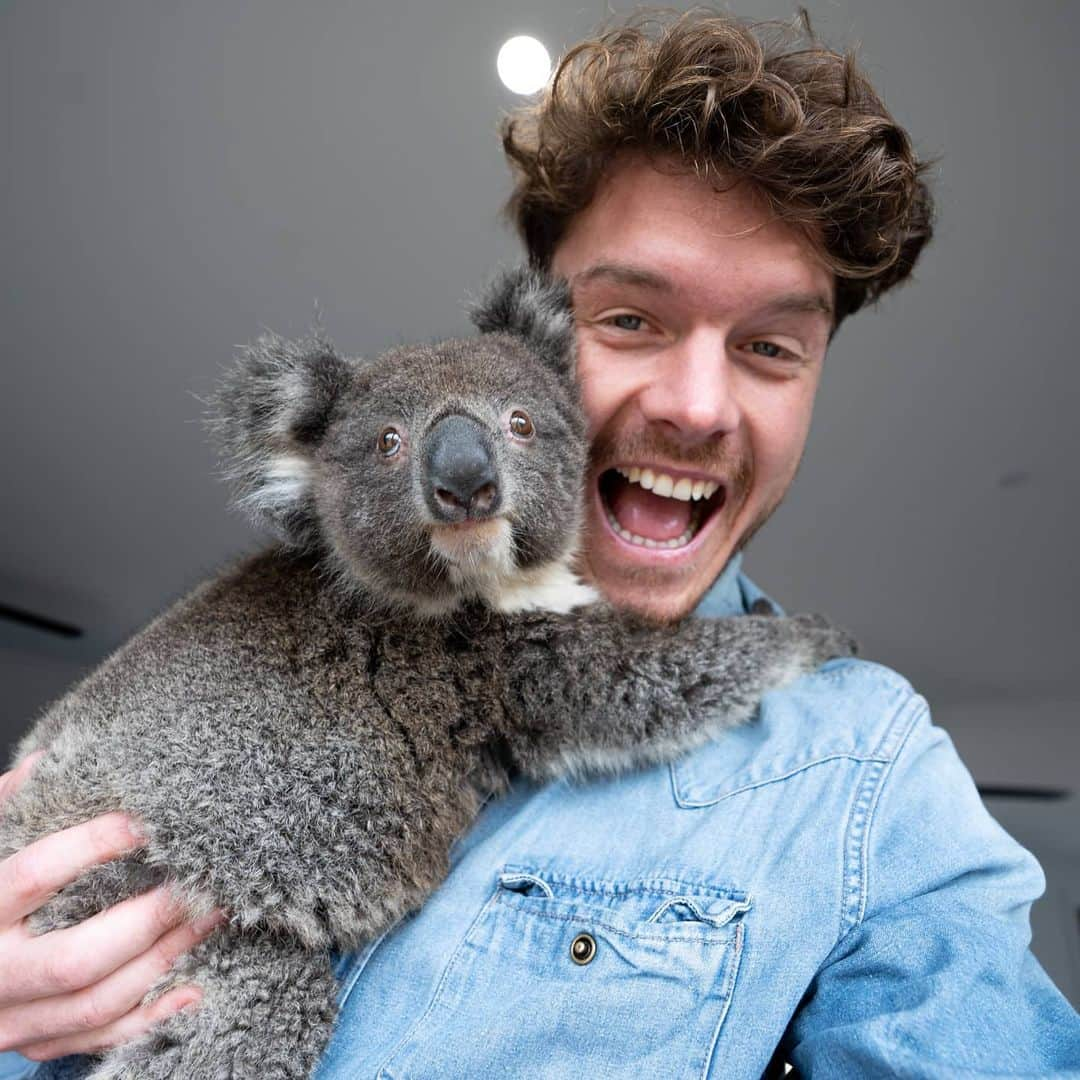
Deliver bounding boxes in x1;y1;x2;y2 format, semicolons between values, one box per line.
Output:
3;750;45;792
22;749;46;772
192;909;228;935
174;989;202;1013
122;816;148;845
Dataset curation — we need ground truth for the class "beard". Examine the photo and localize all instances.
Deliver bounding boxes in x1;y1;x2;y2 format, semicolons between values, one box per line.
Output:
587;423;752;579
580;421;805;618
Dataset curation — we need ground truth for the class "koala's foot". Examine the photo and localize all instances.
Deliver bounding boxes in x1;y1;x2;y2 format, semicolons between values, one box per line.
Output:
86;929;339;1080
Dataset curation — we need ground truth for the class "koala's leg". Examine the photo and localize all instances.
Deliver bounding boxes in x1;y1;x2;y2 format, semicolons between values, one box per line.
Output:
498;610;857;780
85;927;338;1080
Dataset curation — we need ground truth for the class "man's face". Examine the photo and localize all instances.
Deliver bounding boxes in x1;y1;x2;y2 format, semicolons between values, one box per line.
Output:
551;154;835;621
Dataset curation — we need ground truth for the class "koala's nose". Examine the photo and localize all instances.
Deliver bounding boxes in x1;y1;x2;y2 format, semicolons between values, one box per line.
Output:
424;414;501;522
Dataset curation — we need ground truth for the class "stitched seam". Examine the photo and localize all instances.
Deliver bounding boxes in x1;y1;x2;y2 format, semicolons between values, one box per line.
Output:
493;893;738;944
700;920;745;1080
375;890;501;1078
498;870;555;898
336;924;395;1008
673;752;892;808
857;697;929;930
646;895;750;928
499;864;748;902
869;689;928;760
837;695;929;941
839;757;884;939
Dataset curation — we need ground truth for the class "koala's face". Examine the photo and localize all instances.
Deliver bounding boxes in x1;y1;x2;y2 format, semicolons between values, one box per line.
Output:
315;332;586;611
214;269;587;614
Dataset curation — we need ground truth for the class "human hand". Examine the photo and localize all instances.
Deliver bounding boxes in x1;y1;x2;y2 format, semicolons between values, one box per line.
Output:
0;750;224;1062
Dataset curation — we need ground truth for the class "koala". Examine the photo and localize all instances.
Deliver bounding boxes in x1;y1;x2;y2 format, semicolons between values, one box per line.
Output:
0;268;856;1079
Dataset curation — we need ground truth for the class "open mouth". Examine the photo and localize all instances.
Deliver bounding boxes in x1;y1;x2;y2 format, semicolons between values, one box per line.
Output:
597;466;726;552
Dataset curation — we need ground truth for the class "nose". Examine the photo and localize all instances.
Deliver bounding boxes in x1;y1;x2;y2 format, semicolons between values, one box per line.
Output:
424;414;500;522
636;329;741;443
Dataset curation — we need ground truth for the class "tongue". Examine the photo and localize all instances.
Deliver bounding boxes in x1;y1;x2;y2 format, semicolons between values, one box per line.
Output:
608;476;693;541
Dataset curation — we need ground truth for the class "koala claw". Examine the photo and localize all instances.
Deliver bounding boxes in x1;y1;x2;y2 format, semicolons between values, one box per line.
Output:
791;613;860;666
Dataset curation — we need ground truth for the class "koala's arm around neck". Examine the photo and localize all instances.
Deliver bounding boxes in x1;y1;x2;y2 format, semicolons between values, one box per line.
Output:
493;604;856;782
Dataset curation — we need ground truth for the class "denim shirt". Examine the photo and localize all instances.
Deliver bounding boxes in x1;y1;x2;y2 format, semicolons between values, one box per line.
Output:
5;556;1079;1079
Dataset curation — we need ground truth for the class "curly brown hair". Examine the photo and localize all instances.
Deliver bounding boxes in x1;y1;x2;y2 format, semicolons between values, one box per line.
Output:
500;9;934;325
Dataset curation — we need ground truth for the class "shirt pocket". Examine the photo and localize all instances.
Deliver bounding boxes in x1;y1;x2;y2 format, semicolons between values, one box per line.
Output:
376;865;751;1080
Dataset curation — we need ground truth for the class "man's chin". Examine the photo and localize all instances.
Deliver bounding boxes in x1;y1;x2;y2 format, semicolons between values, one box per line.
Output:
589;575;712;622
579;525;735;622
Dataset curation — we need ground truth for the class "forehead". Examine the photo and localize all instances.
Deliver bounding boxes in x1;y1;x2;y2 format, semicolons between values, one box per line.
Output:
363;336;546;402
552;154;834;319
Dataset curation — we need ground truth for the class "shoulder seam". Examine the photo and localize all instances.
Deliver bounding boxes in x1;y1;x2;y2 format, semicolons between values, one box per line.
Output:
836;692;929;943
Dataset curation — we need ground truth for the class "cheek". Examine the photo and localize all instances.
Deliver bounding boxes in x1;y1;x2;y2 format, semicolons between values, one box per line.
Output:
576;339;643;438
743;382;817;491
342;465;413;531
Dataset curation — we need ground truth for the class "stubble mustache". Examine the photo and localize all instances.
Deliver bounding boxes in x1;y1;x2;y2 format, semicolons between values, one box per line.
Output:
589;426;754;504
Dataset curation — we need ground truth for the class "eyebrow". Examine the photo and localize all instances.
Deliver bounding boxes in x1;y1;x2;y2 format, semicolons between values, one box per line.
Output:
572;262;675;294
570;261;834;321
754;293;834;320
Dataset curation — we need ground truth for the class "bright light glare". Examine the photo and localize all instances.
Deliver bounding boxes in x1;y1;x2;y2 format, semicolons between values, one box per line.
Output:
497;36;551;95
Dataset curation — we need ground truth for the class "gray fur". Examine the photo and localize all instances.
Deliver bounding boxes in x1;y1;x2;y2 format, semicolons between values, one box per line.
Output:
0;268;856;1078
466;267;575;377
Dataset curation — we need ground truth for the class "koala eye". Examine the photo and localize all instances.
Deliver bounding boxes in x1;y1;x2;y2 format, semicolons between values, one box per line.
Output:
509;410;535;439
377;427;402;456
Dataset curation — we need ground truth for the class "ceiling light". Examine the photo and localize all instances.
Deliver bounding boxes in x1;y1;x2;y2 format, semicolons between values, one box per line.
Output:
497;35;551;95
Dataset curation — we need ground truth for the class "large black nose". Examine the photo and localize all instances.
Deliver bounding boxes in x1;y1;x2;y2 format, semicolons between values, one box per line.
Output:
424;414;500;522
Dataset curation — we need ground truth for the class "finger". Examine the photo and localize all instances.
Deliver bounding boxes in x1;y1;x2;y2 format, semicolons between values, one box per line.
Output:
0;886;191;1005
0;812;144;925
0;911;223;1051
16;985;201;1062
0;751;46;807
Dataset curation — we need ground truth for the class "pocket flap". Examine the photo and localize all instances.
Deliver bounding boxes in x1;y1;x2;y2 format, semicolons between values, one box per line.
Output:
497;865;752;933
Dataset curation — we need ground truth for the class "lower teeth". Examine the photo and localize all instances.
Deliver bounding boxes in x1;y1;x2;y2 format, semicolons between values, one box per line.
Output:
604;505;703;549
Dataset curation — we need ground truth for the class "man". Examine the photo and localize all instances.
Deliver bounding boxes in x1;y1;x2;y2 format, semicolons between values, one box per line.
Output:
1;10;1078;1077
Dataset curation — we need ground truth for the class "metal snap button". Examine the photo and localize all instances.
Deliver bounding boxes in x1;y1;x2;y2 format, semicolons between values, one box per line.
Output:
570;932;596;965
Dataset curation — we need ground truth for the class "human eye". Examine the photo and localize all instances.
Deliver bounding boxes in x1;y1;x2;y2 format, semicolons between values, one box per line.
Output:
747;340;794;360
737;336;813;369
603;312;647;332
735;336;812;378
586;306;666;348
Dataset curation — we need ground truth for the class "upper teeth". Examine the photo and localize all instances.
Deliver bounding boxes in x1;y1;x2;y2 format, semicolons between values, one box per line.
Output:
615;467;719;502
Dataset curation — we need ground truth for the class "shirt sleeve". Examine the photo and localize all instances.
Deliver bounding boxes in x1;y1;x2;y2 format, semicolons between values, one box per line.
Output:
783;701;1080;1078
0;1053;89;1079
0;1055;32;1080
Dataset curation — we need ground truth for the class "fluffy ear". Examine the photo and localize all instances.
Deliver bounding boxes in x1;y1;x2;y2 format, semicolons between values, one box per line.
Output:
467;266;575;376
207;326;351;546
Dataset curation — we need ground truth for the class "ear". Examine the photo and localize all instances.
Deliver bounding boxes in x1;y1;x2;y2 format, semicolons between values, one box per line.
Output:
467;265;576;377
207;326;351;546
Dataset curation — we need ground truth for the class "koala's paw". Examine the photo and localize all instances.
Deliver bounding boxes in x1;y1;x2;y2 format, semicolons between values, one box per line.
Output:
28;856;166;935
789;613;859;669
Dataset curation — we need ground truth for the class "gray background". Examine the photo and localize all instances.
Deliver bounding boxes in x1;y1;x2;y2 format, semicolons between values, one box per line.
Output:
2;1;1078;1004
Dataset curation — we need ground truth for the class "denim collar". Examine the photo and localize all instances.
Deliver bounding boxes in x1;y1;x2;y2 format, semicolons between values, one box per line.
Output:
692;553;785;620
692;553;747;618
